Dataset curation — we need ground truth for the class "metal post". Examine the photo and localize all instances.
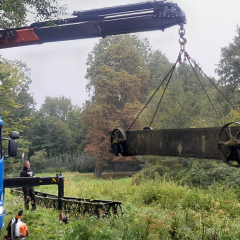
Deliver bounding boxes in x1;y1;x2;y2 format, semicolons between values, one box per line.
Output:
57;174;64;210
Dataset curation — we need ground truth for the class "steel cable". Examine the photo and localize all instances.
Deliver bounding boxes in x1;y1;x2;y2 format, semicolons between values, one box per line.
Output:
127;55;180;131
149;58;177;127
185;52;224;125
189;57;240;115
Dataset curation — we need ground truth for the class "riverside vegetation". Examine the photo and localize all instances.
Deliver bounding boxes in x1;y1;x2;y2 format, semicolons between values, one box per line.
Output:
2;158;240;240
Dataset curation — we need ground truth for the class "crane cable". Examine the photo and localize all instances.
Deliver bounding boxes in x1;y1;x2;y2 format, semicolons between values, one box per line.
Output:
189;57;240;116
128;24;240;131
148;58;177;128
184;52;224;125
148;25;187;128
127;55;179;131
127;24;185;131
178;23;240;126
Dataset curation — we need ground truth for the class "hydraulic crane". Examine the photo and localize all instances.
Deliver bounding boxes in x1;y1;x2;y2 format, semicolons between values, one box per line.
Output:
0;1;187;233
0;1;186;49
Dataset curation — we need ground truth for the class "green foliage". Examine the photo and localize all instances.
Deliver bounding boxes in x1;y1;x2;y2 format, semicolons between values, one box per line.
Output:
3;173;240;239
140;62;225;129
67;107;87;153
27;114;71;158
135;156;240;191
45;167;68;173
147;50;172;92
216;26;240;90
133;162;169;181
85;34;151;96
4;158;22;176
40;96;73;122
183;161;240;190
47;153;96;173
0;58;35;135
0;0;67;29
36;96;87;155
29;149;47;173
0;58;36;175
222;109;240;123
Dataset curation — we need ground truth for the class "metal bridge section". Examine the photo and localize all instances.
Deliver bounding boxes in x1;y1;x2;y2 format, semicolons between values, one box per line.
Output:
125;127;223;159
111;124;240;167
11;189;123;218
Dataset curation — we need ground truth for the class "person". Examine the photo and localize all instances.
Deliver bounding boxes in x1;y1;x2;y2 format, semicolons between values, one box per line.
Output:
20;161;36;210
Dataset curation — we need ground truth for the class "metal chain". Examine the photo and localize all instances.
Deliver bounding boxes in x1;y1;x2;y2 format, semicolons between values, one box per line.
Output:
178;23;187;57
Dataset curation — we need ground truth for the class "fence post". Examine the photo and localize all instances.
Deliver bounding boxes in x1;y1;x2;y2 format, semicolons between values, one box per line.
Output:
58;174;64;210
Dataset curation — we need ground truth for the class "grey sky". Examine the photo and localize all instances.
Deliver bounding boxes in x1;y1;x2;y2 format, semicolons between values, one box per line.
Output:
1;0;240;108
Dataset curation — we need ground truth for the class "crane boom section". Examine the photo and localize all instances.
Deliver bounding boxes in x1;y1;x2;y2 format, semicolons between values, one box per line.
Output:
0;1;186;49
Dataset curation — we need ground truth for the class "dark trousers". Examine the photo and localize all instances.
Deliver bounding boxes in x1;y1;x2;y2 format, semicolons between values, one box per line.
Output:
22;187;36;210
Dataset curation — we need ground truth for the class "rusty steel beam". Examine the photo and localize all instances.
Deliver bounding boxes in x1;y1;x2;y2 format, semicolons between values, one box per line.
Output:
120;127;240;159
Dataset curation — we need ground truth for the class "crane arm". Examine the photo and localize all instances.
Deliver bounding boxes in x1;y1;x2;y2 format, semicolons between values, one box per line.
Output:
0;1;186;49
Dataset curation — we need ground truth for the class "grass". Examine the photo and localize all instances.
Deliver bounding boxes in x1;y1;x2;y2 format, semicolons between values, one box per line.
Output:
1;172;240;239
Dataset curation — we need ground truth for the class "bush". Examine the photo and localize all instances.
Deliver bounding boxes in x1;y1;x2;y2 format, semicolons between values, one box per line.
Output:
68;154;97;172
29;150;47;173
183;161;240;189
134;157;240;191
47;153;96;173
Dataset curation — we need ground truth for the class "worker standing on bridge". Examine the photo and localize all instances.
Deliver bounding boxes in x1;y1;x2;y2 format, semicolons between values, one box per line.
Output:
20;161;36;210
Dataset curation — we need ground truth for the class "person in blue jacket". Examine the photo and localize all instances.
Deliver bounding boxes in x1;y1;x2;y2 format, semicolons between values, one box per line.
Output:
20;161;36;210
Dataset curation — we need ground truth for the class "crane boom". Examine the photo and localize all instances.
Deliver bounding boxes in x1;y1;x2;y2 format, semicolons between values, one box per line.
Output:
0;1;186;49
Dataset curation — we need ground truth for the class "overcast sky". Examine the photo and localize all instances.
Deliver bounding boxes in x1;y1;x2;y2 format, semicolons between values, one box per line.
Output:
1;0;240;108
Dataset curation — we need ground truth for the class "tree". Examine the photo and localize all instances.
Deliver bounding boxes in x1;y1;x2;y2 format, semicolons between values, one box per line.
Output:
0;57;34;135
85;34;151;98
27;97;87;159
40;96;73;122
9;61;36;122
147;50;172;91
84;35;150;177
0;0;67;29
0;58;36;174
29;149;47;173
222;109;240;123
216;26;240;90
27;113;71;158
39;96;87;154
67;106;87;153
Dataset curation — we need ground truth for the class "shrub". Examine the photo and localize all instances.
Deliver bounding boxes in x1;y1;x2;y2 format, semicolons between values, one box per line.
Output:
47;153;96;173
183;161;240;189
29;150;47;173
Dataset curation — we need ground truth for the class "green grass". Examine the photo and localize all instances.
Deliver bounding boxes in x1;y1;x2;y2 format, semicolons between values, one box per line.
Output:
1;172;240;239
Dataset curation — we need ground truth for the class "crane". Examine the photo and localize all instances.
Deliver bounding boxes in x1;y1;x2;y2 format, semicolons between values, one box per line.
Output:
0;1;186;49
